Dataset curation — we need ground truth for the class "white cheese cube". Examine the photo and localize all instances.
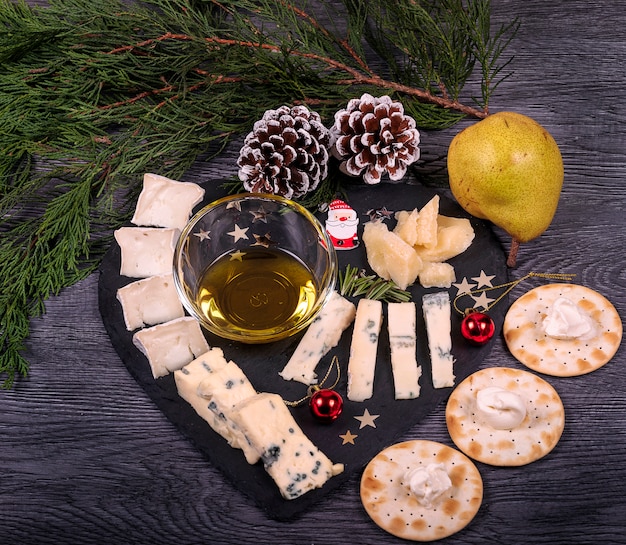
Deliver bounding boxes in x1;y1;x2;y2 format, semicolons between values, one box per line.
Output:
422;292;455;388
230;392;344;500
114;226;180;278
116;273;184;331
347;299;383;402
279;291;356;385
387;302;422;399
131;173;205;230
133;316;209;378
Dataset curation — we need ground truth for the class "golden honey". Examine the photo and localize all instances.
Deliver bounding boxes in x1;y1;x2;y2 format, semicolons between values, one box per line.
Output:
196;247;318;336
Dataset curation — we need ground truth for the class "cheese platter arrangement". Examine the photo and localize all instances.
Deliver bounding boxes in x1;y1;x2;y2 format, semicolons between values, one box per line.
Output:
98;174;509;520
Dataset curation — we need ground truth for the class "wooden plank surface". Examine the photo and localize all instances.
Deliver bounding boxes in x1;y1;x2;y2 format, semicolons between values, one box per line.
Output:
2;1;625;543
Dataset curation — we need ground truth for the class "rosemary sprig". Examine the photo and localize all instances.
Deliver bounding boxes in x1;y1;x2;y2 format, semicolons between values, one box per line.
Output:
339;265;412;303
0;0;518;387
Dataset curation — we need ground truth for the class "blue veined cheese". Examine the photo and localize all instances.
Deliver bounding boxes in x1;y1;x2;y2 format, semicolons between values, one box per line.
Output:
133;316;209;378
131;173;205;230
230;392;344;500
114;226;180;278
388;301;422;399
347;299;383;402
116;273;184;331
422;292;455;388
174;350;260;464
279;291;356;385
196;361;259;463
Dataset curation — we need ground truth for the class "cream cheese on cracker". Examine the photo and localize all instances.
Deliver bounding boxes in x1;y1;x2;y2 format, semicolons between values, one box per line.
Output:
542;296;594;340
404;463;452;509
476;386;526;430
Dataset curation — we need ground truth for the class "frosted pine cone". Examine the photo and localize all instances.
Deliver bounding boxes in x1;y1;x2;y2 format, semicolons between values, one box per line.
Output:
237;105;330;199
330;94;420;184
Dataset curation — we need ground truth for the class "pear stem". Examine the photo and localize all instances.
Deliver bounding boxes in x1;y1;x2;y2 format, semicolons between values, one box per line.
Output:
507;239;520;267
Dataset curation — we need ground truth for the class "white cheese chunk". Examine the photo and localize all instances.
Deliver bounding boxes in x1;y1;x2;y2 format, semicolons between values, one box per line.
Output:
422;292;455;388
347;299;383;402
279;291;356;385
196;361;259;463
131;173;205;230
388;301;422;399
230;392;344;500
116;273;184;331
133;316;209;378
114;226;180;278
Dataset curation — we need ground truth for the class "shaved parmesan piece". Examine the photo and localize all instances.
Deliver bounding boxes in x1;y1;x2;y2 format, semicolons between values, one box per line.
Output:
131;173;205;230
133;316;209;378
116;273;184;331
388;302;422;399
279;291;356;385
347;299;383;402
114;226;179;278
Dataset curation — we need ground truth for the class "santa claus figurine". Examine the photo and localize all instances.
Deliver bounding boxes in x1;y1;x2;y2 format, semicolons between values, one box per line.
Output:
325;198;359;250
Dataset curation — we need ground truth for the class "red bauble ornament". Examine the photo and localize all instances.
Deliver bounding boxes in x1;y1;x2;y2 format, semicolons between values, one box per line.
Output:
310;389;343;422
461;311;496;345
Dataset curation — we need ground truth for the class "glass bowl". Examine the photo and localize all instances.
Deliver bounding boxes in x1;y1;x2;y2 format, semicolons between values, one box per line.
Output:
173;193;337;343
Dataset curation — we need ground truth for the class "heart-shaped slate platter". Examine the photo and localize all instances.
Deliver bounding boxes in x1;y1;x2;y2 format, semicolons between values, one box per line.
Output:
98;179;508;520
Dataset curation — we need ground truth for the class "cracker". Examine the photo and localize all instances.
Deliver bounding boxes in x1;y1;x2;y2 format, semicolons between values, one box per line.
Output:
503;283;622;377
446;367;565;466
360;440;483;542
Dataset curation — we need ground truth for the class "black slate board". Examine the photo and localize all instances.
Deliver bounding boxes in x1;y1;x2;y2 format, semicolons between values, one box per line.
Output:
98;179;509;520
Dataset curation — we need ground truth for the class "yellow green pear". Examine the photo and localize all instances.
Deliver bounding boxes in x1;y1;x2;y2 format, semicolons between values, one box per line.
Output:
447;111;563;266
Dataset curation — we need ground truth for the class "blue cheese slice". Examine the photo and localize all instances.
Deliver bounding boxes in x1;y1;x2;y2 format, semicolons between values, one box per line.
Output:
347;299;383;402
174;351;260;464
388;301;422;399
131;173;205;230
114;226;180;278
230;392;344;500
422;292;455;388
279;291;356;385
133;316;209;378
116;273;184;331
196;361;259;463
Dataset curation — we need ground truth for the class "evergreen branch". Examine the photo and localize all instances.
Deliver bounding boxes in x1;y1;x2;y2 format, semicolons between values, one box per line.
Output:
0;0;518;387
339;265;412;303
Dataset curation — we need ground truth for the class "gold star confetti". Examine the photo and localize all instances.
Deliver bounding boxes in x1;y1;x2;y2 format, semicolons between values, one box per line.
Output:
354;408;380;429
250;205;269;223
471;270;496;288
453;277;477;296
229;250;246;262
339;430;358;445
227;224;249;242
471;290;496;310
193;229;211;241
252;232;276;248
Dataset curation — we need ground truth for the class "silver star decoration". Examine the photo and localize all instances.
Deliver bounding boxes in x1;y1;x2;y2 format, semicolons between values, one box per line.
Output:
226;200;242;211
227;224;249;242
354;408;380;429
471;270;496;288
252;232;276;248
193;229;211;241
366;207;394;221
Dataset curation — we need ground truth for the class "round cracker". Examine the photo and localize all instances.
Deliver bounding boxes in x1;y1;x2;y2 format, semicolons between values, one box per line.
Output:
360;440;483;542
503;283;622;377
446;367;565;466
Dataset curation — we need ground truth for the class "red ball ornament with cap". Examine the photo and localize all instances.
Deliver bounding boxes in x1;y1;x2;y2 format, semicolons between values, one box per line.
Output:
310;388;344;422
461;311;496;345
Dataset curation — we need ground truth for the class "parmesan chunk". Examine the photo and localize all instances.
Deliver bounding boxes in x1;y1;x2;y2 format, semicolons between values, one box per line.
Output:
133;316;209;378
114;226;180;278
230;392;344;500
388;302;422;399
422;292;455;388
131;173;205;230
279;291;356;385
116;273;184;331
347;299;383;402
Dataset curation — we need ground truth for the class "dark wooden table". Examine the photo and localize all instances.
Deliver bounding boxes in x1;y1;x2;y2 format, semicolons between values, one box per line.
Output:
2;1;625;543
